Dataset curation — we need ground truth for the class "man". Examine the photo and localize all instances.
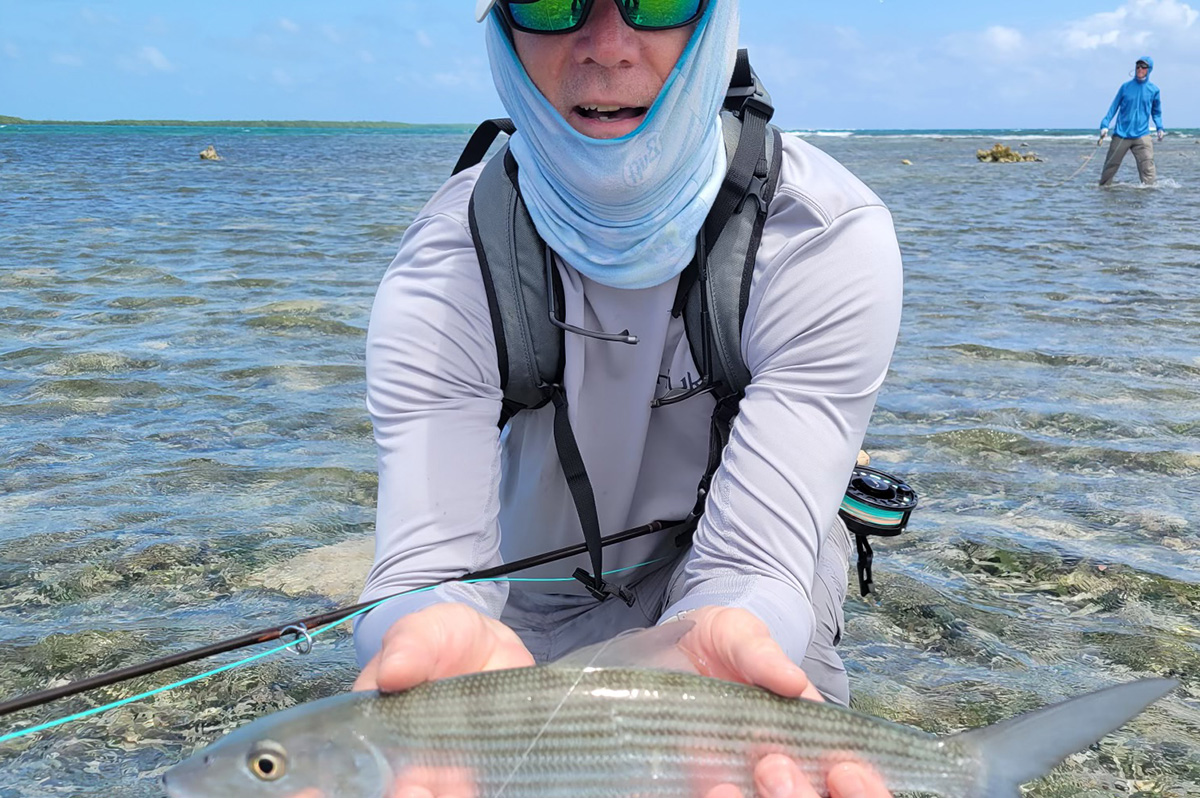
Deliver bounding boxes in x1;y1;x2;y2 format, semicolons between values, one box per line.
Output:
1098;56;1164;186
354;2;902;796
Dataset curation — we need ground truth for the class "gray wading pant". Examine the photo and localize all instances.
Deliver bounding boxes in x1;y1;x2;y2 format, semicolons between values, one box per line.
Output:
1100;134;1156;186
500;515;856;706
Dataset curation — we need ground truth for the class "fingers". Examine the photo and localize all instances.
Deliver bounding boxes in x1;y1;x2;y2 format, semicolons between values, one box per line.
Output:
394;766;478;798
683;607;813;700
705;757;893;798
366;603;534;694
702;785;745;798
827;762;891;798
754;753;814;798
352;653;382;692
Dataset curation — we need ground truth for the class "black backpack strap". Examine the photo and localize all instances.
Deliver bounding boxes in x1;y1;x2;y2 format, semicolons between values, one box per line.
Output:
468;146;632;605
674;52;784;547
683;121;781;402
551;390;634;605
703;49;774;252
467;144;561;415
453;118;516;176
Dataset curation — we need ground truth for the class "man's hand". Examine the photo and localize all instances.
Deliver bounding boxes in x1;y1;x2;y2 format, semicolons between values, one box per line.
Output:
1157;129;1165;142
672;607;894;798
353;602;534;693
1098;128;1108;145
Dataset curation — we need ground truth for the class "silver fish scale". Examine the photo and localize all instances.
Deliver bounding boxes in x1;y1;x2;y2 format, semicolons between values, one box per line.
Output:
357;667;981;798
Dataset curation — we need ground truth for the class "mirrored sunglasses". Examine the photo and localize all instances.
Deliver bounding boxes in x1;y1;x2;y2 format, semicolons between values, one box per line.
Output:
499;0;708;34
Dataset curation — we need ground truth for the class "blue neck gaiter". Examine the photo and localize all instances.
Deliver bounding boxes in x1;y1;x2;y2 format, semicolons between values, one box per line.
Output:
485;1;739;290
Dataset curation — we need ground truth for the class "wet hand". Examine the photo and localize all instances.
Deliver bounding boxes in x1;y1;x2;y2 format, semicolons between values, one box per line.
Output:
676;607;895;798
353;602;534;693
671;606;822;701
704;757;893;798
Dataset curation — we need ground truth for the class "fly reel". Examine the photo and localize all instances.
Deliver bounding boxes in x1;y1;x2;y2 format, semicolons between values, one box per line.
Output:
838;466;918;596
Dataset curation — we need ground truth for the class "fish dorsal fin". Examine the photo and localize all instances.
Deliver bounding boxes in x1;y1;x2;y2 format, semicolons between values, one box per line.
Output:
549;621;701;674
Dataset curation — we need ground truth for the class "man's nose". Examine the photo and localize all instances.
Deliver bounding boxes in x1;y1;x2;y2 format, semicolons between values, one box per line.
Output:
575;0;639;67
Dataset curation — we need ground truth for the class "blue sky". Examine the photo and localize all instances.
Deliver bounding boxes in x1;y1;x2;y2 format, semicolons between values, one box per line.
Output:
1;1;1196;129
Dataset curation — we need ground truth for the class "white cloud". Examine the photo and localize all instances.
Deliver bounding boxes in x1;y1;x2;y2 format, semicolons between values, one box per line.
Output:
984;26;1025;54
416;30;434;49
421;63;490;92
1062;0;1198;51
51;52;84;67
138;46;174;72
279;18;300;34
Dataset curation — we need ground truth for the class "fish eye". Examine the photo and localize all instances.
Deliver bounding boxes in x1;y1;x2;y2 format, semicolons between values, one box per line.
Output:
247;740;288;782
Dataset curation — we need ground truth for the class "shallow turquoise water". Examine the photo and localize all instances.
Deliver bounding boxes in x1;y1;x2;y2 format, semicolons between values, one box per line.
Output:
1;126;1198;796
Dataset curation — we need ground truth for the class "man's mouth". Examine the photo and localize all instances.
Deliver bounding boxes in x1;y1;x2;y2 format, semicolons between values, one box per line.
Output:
575;104;648;123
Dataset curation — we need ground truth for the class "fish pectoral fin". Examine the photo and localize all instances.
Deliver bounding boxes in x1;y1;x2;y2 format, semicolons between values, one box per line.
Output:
548;620;702;674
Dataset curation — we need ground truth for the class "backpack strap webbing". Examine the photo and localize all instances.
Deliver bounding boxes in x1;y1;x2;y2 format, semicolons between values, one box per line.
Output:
704;49;774;252
453;118;515;176
672;53;782;544
468;148;561;419
467;146;634;606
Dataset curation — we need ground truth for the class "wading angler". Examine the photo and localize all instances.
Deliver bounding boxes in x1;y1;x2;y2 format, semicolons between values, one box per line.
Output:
349;1;904;793
153;0;902;794
1098;56;1165;186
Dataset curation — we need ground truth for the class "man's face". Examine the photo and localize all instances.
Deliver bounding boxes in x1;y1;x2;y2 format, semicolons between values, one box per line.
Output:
511;0;694;140
1136;62;1149;78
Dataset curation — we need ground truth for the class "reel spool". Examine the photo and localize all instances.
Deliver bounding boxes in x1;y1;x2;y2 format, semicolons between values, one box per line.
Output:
838;466;918;596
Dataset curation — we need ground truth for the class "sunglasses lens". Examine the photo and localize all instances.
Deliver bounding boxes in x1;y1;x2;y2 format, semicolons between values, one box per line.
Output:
505;0;587;32
504;0;704;32
623;0;703;28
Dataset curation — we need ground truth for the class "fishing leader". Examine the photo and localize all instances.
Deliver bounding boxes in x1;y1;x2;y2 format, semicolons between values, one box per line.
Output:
354;3;903;797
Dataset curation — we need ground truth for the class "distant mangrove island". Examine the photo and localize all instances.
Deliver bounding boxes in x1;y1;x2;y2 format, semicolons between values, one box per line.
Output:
0;115;470;129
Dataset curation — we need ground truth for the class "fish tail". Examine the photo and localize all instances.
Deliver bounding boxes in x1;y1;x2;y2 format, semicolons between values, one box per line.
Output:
953;678;1177;798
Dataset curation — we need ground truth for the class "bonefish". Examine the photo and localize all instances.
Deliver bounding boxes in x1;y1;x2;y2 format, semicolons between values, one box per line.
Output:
164;625;1175;798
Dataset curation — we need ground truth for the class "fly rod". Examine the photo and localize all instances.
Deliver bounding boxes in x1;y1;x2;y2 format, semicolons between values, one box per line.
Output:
0;518;683;719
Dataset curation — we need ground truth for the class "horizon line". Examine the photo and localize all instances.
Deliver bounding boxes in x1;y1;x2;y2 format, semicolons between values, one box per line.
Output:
3;116;1198;132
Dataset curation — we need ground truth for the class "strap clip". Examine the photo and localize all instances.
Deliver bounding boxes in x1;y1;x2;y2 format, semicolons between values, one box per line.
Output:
855;535;875;597
736;173;769;215
573;568;635;606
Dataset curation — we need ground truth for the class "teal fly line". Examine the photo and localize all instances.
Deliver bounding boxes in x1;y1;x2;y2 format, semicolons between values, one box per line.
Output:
0;559;667;746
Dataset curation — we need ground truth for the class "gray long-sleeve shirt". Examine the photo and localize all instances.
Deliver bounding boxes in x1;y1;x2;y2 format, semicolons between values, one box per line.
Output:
355;133;903;668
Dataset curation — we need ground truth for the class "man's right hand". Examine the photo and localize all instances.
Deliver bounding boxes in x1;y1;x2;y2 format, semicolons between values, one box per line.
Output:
1098;128;1108;145
353;602;534;693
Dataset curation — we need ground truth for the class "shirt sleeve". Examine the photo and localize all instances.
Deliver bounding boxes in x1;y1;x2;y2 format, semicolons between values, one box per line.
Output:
353;196;510;667
1152;88;1163;132
1101;89;1122;130
660;184;903;664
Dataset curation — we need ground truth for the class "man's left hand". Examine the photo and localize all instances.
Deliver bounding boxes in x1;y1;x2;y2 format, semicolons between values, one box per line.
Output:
671;607;894;798
1157;130;1165;142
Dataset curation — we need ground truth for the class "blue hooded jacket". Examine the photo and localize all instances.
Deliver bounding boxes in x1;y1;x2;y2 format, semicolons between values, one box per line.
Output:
1101;56;1164;139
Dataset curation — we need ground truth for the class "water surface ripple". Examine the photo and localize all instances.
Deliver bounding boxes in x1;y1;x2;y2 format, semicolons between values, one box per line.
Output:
1;127;1198;797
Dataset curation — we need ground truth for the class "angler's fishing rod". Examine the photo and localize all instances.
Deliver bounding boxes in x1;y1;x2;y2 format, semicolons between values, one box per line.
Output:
1053;133;1105;187
0;518;683;720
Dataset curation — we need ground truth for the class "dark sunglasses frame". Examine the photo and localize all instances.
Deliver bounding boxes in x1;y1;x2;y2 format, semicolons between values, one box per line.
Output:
1135;62;1150;69
498;0;710;35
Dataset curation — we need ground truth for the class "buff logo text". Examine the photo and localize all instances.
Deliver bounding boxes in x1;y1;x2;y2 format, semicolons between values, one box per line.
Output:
624;134;663;187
